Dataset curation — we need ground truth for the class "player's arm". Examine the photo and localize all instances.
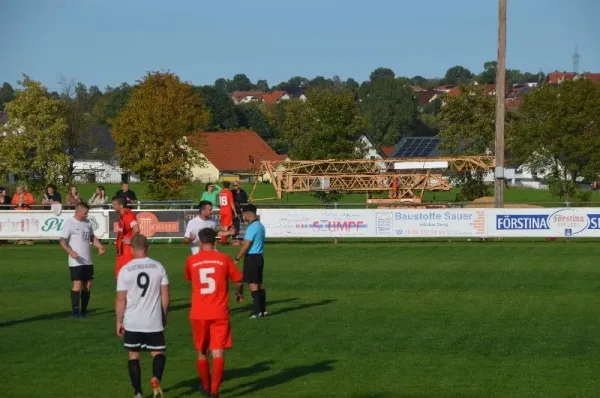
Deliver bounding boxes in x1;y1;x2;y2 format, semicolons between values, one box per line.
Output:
123;219;140;245
228;258;244;302
115;290;127;337
184;258;192;281
92;236;105;255
59;224;78;259
229;192;237;217
183;222;196;243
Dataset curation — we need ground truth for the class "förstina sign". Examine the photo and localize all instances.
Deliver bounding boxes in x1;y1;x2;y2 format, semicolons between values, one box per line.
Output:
493;208;600;237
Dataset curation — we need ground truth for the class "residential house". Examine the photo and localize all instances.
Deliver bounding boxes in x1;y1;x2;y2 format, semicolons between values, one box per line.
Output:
416;90;439;106
356;133;386;159
190;131;284;182
72;126;140;184
286;88;307;101
231;90;292;105
546;72;578;84
434;84;457;94
381;146;394;157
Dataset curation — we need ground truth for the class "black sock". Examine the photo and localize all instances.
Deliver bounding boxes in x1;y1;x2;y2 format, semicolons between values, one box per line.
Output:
259;289;267;313
80;289;91;314
128;359;142;394
70;290;80;314
251;290;261;315
152;354;166;381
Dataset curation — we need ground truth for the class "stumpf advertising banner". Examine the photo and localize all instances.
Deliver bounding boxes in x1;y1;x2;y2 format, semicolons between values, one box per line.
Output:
488;208;600;237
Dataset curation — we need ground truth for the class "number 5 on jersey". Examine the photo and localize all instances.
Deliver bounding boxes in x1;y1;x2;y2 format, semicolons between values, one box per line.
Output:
200;268;216;294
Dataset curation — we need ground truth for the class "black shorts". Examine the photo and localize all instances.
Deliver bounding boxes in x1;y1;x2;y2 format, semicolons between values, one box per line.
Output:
70;265;94;281
123;330;166;352
243;254;264;284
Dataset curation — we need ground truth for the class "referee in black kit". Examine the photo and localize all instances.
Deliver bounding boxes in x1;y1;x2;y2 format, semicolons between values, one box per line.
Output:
234;204;267;319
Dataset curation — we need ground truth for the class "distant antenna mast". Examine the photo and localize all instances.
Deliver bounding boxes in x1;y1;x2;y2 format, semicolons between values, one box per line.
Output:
573;46;580;74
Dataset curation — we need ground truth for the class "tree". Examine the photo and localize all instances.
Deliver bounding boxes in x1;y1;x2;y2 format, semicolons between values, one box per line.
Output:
111;72;210;199
439;85;497;200
477;61;497;84
92;83;132;125
308;76;334;90
0;82;15;111
195;86;238;130
512;79;600;201
275;76;309;92
235;103;273;139
361;75;418;145
369;67;395;81
255;79;270;92
230;74;253;92
0;75;69;192
443;65;474;85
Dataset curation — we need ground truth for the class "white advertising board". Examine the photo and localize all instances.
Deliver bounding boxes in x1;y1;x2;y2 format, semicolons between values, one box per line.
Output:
0;210;110;240
259;207;600;238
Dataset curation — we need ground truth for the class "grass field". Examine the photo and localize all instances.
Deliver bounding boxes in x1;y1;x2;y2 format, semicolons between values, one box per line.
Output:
3;241;600;397
11;181;600;206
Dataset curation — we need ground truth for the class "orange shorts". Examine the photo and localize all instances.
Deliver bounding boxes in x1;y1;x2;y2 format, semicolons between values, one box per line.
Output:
115;246;134;279
220;213;233;228
190;319;232;351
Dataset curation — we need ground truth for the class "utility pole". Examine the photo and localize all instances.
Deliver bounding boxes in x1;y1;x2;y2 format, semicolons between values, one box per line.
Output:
494;0;507;208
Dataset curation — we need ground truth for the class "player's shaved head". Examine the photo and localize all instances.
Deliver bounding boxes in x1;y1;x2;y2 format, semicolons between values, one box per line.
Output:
198;228;217;244
131;234;149;252
112;196;126;207
76;202;90;210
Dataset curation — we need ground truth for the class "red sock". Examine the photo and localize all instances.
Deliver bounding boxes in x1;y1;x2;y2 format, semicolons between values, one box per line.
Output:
211;357;225;395
196;359;210;391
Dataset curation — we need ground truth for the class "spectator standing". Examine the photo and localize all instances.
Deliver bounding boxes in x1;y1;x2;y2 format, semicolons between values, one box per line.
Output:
116;182;138;206
200;182;222;207
66;186;82;206
0;186;10;208
42;184;62;210
89;185;107;207
231;181;248;239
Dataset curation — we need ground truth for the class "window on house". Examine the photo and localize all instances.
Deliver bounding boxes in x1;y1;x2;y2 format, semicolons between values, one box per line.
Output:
87;173;96;184
121;173;130;183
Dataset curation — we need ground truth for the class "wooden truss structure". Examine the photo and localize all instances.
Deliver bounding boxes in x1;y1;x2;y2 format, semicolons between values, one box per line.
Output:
250;156;495;202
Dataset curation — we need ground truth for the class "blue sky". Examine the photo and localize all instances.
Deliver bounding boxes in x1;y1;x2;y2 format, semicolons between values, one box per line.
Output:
2;0;599;91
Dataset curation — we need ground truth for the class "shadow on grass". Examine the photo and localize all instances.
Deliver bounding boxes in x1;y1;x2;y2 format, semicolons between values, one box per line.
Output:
166;360;275;397
221;359;336;397
0;308;113;327
267;299;337;317
170;298;302;314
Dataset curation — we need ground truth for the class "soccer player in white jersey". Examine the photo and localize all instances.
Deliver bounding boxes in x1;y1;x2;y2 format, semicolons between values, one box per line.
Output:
184;200;234;254
116;234;170;398
59;202;105;318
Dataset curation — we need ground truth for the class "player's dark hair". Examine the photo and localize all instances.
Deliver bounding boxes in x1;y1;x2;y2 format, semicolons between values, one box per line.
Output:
46;183;57;191
198;200;213;211
222;181;230;188
243;203;257;214
112;196;126;206
131;234;149;251
198;228;217;244
76;202;89;210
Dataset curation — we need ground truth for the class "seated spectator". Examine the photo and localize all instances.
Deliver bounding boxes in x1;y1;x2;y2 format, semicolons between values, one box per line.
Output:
66;185;81;206
11;184;35;210
42;184;62;210
115;182;137;205
0;187;10;209
200;182;222;206
89;185;107;206
11;184;35;245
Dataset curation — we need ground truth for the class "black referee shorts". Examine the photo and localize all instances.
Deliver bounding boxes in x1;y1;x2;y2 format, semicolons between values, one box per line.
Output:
243;254;264;284
70;265;94;281
123;330;166;352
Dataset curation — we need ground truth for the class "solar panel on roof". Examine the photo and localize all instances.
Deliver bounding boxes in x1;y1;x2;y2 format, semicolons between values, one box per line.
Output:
394;137;440;158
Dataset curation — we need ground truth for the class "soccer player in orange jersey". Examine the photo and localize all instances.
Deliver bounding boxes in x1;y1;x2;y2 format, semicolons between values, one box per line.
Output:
185;228;244;398
217;182;237;245
112;196;140;279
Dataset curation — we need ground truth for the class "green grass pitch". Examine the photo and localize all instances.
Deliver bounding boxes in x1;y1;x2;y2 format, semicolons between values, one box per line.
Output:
3;241;600;397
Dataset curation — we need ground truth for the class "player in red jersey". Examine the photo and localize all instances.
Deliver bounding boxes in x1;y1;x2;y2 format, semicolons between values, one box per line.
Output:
185;228;243;398
112;196;140;279
217;182;237;245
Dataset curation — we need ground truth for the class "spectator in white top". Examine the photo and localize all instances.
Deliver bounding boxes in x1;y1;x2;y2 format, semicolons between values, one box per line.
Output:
59;202;105;317
184;200;235;254
89;185;107;206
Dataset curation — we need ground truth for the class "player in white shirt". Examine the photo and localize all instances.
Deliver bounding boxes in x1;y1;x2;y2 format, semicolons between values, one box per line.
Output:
59;202;105;318
116;234;170;398
184;200;234;254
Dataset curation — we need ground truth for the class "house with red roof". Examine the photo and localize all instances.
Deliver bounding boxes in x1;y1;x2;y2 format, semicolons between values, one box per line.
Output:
190;131;285;181
231;91;291;105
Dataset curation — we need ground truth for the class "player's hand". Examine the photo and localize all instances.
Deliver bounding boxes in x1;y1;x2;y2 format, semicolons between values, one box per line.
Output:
188;233;197;241
98;246;106;255
116;323;125;337
236;293;244;303
69;251;79;259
